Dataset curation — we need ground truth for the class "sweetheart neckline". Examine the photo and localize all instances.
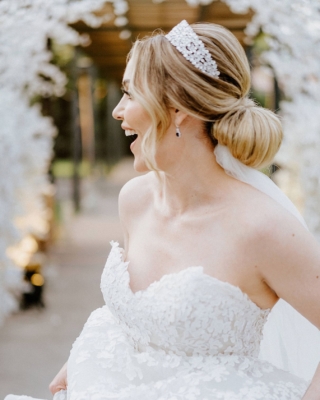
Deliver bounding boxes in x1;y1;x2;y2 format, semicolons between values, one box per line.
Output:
110;242;271;313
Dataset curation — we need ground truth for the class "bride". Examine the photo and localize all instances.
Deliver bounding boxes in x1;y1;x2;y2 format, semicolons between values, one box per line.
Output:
6;20;320;400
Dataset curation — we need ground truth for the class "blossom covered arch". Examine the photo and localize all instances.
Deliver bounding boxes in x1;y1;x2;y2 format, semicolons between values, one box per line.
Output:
0;0;319;322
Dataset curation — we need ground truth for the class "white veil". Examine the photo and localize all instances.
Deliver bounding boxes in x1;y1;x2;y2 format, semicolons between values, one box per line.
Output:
214;144;320;381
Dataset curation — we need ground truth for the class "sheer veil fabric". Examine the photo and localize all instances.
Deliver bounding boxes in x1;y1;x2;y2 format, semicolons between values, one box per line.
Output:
214;144;320;381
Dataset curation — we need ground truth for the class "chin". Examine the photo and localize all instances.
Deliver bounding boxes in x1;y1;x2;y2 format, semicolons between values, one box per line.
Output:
133;157;150;173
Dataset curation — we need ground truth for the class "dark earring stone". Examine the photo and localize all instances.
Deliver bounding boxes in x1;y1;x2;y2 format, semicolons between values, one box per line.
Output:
176;127;181;137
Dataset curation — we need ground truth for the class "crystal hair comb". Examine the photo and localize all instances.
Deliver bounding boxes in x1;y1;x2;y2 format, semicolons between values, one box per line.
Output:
165;20;220;78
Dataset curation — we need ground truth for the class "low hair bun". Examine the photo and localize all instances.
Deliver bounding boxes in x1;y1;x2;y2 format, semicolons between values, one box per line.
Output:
212;98;283;169
238;97;255;108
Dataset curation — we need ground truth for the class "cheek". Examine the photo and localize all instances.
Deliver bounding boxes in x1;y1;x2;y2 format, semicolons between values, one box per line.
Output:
124;103;151;131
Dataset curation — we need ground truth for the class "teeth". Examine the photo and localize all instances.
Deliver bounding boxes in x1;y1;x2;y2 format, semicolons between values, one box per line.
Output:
125;130;136;137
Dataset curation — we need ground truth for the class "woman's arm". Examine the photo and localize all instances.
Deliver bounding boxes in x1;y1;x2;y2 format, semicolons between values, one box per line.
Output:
253;207;320;329
251;206;320;395
49;361;68;394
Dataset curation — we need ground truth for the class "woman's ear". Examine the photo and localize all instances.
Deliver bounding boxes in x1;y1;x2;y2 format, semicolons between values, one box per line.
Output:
174;109;189;127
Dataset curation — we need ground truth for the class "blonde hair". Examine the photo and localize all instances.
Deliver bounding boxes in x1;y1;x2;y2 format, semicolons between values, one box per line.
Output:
128;23;283;170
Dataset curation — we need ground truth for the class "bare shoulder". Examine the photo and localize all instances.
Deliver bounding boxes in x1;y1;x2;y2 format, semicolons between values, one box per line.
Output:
235;184;308;243
237;186;320;326
118;172;156;221
246;189;320;267
229;182;318;274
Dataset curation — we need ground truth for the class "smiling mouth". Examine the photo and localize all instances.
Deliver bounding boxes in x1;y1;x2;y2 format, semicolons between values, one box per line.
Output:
124;130;136;137
125;130;138;144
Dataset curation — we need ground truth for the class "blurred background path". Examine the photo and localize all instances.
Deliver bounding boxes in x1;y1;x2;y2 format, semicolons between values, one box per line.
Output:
0;159;139;399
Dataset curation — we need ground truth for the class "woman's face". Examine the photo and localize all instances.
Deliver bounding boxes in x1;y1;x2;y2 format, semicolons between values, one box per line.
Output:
112;60;153;172
112;61;194;172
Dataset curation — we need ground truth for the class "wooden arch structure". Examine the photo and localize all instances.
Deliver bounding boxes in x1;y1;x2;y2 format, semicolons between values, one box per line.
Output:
72;0;253;80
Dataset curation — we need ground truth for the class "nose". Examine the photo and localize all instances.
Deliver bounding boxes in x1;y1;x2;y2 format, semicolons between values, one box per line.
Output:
112;97;124;120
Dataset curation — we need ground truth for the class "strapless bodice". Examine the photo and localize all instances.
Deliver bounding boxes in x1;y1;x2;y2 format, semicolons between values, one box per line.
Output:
101;241;270;359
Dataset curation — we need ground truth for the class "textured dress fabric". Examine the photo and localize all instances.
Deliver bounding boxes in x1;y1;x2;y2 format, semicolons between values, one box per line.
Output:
6;241;309;400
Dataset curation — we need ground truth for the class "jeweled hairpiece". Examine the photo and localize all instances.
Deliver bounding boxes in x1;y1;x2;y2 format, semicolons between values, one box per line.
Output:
165;20;220;78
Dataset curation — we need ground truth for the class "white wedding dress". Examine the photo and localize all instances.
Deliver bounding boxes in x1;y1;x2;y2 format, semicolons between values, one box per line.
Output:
6;240;309;400
7;146;317;399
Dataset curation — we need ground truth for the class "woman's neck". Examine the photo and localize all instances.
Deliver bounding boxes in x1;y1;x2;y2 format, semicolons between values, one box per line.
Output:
156;140;233;217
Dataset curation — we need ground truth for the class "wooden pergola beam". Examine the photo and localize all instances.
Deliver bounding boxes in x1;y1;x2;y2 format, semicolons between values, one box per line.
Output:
72;0;253;80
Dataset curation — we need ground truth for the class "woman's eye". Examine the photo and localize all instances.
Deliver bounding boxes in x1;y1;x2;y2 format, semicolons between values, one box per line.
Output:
121;89;132;99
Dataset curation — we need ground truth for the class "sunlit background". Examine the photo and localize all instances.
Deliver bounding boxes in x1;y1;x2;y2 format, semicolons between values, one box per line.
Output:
0;0;320;397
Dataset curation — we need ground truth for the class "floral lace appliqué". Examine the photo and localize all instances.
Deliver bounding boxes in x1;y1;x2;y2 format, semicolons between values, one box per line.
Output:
65;241;308;400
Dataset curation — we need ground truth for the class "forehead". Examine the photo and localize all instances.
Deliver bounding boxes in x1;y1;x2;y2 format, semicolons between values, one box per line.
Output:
123;59;134;85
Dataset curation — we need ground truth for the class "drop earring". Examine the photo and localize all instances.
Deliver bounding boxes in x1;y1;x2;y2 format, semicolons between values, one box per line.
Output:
176;126;181;137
